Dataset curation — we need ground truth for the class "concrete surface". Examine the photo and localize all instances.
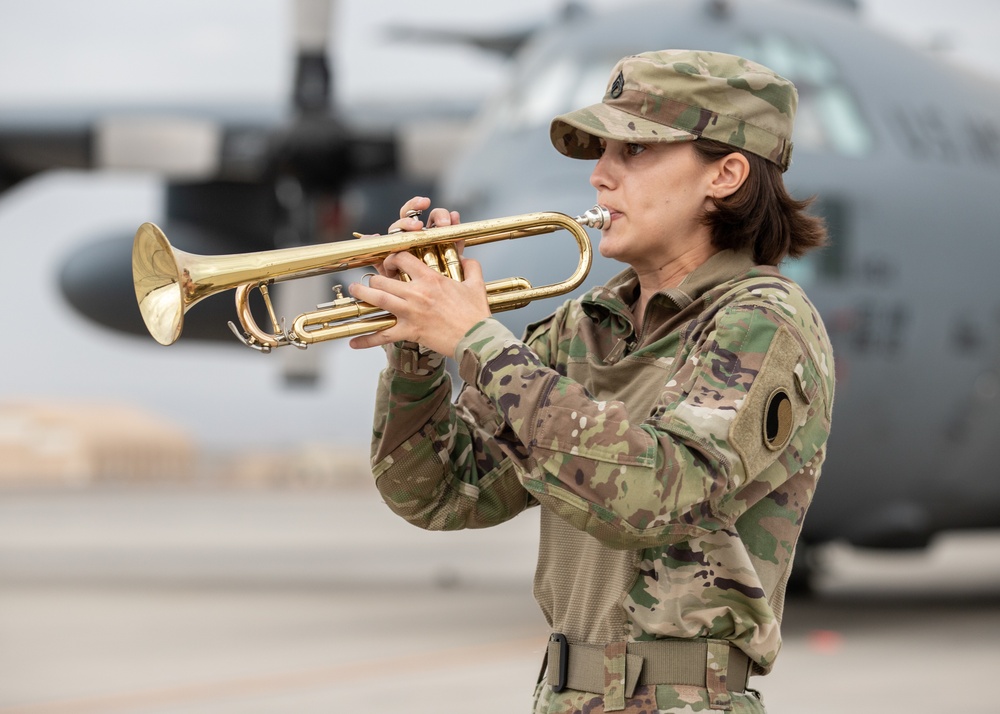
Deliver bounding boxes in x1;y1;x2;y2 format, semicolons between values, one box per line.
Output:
0;486;997;713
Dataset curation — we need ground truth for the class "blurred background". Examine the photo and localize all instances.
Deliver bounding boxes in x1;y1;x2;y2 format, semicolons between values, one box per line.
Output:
1;0;999;711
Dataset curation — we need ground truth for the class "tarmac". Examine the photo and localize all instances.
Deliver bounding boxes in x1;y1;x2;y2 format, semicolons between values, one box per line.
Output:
1;484;998;713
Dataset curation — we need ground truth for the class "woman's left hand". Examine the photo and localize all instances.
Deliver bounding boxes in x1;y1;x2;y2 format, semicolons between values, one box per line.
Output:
346;202;491;355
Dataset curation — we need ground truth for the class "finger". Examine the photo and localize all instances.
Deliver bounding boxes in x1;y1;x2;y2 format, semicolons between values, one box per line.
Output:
370;261;392;279
400;196;431;219
387;196;431;234
382;250;437;279
387;215;425;234
348;334;374;350
349;328;400;351
426;208;463;229
460;257;485;285
348;279;408;316
426;207;454;228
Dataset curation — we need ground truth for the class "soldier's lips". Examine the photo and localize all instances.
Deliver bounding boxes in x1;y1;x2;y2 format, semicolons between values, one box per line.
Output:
602;206;622;223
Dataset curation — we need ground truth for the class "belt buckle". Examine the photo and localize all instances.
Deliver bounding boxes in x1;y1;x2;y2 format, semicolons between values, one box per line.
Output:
549;633;569;693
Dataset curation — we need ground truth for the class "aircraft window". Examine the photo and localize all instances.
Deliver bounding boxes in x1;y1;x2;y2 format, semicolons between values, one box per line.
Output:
817;86;872;156
508;58;578;129
734;36;872;158
782;197;849;284
487;55;617;134
742;34;837;86
568;65;615;116
789;88;828;152
493;39;872;160
780;255;815;284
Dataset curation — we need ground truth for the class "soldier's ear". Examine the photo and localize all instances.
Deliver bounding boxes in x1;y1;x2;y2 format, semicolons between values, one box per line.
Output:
709;152;750;199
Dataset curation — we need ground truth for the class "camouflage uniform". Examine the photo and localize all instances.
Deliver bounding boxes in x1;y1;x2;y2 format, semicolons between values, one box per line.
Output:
369;51;834;713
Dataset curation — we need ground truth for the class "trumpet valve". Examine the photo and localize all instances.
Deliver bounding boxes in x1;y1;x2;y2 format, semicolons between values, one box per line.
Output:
315;284;354;310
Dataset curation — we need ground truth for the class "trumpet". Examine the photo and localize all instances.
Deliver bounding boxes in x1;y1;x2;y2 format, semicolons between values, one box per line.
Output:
132;206;610;351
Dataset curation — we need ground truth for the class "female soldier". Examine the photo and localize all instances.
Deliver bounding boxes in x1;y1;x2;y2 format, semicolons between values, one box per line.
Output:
348;49;834;714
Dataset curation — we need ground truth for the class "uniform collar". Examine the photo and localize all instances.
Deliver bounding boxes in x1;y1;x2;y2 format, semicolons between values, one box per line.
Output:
587;249;758;315
662;248;758;308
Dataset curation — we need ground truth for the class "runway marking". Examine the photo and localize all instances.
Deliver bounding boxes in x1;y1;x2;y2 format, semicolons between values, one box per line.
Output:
0;632;544;713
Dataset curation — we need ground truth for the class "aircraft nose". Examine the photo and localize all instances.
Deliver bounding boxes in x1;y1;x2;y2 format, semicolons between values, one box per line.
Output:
58;234;147;337
57;230;261;343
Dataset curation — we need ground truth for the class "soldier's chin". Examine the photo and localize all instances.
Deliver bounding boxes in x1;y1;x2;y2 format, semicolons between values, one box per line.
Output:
597;235;625;262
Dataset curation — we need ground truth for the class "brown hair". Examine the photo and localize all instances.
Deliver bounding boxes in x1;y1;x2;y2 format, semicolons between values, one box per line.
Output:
692;139;827;266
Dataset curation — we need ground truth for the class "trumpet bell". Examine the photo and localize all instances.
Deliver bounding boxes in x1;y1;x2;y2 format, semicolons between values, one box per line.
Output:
133;222;186;346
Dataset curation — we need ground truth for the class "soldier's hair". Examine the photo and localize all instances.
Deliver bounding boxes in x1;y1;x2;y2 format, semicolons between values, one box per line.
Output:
693;139;827;266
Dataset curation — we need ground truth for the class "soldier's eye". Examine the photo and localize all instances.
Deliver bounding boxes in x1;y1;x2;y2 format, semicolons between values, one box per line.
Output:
625;143;646;157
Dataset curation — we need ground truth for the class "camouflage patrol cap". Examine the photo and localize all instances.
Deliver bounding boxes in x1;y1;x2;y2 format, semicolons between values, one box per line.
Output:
550;49;797;171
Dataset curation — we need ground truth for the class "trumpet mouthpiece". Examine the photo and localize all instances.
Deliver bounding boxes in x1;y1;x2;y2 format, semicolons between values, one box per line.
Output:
575;205;611;230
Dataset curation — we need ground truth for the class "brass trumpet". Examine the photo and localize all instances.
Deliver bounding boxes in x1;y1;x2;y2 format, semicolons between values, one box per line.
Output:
132;206;610;351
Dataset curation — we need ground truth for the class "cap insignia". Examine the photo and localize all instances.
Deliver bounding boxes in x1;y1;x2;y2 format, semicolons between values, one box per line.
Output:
610;71;625;99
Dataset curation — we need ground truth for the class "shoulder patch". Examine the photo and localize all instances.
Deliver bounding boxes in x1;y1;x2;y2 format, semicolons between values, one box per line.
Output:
730;324;805;480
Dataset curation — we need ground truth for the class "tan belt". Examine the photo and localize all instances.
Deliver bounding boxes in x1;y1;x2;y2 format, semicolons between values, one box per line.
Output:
545;635;751;711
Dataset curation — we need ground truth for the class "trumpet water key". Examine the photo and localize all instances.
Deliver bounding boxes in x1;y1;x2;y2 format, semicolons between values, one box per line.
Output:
132;206;610;352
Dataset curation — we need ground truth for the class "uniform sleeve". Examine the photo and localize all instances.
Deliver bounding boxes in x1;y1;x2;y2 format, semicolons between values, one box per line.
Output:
455;300;833;550
369;340;534;531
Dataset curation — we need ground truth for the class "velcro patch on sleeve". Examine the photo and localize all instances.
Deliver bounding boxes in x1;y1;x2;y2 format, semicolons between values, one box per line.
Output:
729;325;806;480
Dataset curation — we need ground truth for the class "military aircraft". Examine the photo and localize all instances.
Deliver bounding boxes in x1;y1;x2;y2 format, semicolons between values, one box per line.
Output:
0;0;485;455
3;0;999;584
435;0;1000;575
0;0;468;358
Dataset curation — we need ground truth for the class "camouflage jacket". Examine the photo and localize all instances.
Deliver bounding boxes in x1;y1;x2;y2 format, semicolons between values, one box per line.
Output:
370;248;834;673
